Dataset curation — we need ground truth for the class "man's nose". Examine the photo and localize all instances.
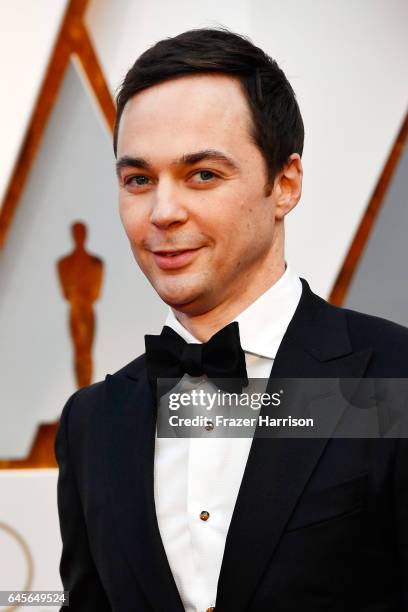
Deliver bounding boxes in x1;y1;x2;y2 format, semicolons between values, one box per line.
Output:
150;179;188;229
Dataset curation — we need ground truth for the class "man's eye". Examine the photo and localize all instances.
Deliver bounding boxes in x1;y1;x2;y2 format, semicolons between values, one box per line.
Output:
125;175;151;186
192;170;217;182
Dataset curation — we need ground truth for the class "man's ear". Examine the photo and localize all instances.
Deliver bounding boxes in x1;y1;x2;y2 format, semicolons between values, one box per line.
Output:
272;153;303;220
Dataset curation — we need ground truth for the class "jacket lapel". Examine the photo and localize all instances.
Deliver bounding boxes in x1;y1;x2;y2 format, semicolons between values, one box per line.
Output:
102;368;185;612
215;278;373;611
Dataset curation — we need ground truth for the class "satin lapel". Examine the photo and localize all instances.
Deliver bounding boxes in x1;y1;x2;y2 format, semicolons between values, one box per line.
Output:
215;279;373;612
103;371;185;612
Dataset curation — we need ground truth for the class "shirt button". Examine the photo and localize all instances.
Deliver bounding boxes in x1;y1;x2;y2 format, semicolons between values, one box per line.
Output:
200;510;210;521
205;420;214;431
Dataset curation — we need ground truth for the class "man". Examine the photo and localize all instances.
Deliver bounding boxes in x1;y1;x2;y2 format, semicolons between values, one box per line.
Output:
55;29;408;611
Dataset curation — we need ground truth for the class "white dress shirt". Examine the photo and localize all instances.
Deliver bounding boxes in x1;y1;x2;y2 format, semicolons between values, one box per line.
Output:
154;262;302;612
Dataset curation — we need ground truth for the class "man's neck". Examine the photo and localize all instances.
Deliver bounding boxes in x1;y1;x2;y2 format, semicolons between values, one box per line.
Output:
173;259;286;342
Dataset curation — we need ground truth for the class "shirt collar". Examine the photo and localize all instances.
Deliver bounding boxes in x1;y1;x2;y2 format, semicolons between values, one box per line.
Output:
164;262;302;359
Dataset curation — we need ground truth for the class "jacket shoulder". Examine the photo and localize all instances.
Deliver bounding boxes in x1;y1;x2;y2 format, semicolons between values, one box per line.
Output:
111;353;147;378
58;354;147;440
341;305;408;343
337;304;408;373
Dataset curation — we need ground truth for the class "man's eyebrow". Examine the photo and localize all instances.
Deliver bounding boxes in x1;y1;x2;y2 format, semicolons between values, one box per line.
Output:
116;155;151;176
178;149;239;170
115;149;239;177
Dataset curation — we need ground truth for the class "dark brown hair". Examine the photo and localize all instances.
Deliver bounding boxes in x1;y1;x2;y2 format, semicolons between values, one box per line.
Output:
114;28;304;182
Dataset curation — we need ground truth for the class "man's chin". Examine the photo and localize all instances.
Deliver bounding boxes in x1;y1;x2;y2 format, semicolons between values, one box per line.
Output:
148;268;217;314
159;290;201;312
154;283;209;315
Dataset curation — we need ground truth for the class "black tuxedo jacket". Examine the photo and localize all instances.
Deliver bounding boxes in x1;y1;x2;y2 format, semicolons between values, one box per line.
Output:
55;278;408;611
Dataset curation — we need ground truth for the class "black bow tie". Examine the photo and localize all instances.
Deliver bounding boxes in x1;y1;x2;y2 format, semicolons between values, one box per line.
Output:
144;321;248;395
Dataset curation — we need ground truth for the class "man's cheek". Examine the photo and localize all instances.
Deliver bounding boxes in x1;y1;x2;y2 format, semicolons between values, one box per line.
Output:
130;243;146;267
127;223;144;250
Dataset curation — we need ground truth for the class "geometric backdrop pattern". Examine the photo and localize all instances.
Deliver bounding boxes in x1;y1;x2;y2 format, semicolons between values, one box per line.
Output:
344;120;408;324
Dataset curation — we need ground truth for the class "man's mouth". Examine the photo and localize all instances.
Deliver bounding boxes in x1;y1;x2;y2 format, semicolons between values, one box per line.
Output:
156;250;189;257
152;248;202;270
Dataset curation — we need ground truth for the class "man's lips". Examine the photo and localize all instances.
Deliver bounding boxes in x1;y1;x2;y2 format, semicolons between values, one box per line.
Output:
151;247;203;270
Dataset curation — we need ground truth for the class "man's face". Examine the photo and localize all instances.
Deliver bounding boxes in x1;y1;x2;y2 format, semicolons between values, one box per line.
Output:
116;74;286;315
